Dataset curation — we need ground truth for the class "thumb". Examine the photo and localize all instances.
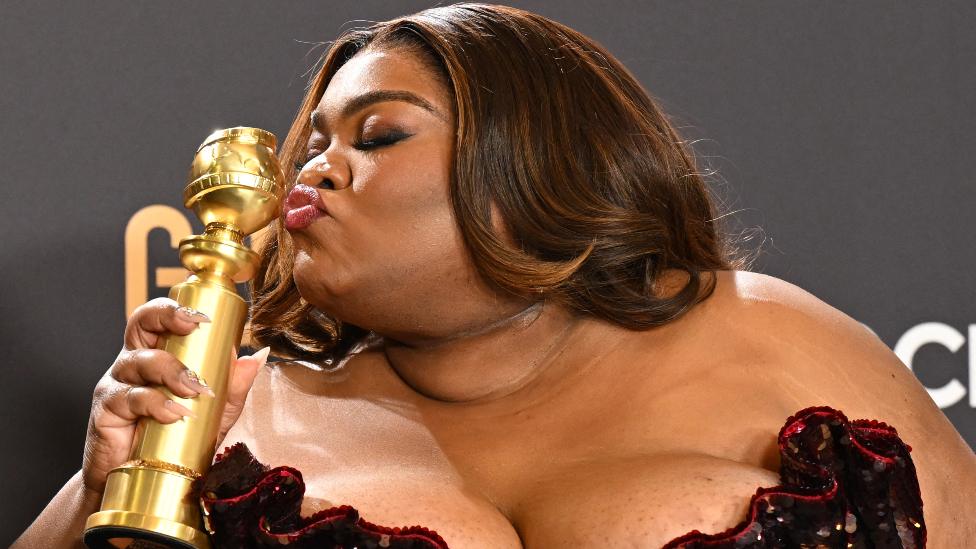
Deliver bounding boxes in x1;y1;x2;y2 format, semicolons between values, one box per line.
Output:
226;346;270;409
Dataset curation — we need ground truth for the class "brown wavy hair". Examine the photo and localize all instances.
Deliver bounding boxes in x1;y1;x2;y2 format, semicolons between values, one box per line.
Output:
250;3;746;362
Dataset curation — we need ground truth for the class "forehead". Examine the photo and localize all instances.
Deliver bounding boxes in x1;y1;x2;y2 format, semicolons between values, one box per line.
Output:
317;48;452;116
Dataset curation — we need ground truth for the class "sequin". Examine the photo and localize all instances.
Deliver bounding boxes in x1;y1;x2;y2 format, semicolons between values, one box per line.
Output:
733;521;762;546
194;442;448;549
663;406;924;549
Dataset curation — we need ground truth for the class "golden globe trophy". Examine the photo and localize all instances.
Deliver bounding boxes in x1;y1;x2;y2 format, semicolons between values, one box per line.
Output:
84;127;286;549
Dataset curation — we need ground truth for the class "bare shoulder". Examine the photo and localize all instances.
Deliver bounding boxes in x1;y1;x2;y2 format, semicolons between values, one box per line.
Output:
692;270;976;542
701;270;948;425
612;270;974;542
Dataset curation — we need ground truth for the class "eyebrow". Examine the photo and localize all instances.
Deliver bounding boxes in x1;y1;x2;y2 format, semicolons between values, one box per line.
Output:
310;90;444;132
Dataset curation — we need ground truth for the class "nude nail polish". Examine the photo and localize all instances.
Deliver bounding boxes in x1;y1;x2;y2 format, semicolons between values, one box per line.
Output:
180;368;216;398
253;346;271;367
165;399;197;419
175;306;211;323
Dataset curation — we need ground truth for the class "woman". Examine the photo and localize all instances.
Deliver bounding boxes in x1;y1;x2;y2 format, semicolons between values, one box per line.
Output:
16;3;976;547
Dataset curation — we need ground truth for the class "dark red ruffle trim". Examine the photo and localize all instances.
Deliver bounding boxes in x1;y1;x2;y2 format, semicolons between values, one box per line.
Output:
662;406;925;548
196;442;449;548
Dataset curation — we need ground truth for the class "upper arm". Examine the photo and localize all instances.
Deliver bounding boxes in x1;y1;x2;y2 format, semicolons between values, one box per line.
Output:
725;271;976;543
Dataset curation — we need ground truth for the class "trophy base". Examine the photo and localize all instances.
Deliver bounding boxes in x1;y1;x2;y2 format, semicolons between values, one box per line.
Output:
85;465;212;549
84;521;203;549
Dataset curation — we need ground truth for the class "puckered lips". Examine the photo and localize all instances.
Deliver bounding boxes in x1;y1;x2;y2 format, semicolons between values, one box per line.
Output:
283;184;327;231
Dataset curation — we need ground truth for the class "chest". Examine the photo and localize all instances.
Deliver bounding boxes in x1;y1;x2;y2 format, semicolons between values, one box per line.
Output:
225;363;783;548
230;429;770;547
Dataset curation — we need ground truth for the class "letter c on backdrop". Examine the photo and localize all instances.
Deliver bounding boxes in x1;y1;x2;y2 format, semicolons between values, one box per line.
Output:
893;322;968;408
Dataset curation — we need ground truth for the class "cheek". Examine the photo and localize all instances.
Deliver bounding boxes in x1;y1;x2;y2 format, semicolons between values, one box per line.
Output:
292;150;462;299
368;210;472;301
369;187;464;283
356;145;459;258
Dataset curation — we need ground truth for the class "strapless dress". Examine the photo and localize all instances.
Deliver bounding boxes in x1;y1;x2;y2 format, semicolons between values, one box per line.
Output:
194;406;925;548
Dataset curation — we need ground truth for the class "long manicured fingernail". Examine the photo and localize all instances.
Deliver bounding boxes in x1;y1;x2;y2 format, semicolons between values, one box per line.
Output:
176;306;211;323
165;399;197;419
252;346;271;367
180;368;215;397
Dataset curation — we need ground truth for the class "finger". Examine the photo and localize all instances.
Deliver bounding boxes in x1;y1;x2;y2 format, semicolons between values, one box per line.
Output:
124;298;211;350
111;348;211;399
226;347;270;409
101;385;193;424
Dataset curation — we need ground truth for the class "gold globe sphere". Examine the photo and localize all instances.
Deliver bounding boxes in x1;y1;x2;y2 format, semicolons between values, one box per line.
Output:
184;127;285;235
178;127;286;283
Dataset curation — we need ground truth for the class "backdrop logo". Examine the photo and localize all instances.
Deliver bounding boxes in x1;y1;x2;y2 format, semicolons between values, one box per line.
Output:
124;205;270;318
894;322;976;409
124;205;192;317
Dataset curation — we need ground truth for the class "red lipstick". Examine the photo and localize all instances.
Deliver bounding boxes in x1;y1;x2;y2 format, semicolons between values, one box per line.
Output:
283;184;326;231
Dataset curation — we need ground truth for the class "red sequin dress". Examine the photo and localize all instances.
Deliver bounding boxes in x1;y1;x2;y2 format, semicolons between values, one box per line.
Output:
196;407;925;548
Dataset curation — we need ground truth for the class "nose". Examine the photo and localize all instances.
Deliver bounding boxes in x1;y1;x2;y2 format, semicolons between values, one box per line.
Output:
296;150;350;191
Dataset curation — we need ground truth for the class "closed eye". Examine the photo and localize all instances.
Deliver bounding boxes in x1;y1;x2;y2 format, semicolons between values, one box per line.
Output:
293;130;413;172
353;130;413;152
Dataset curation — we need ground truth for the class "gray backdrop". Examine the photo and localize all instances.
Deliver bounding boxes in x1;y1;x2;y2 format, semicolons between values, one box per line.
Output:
2;1;973;544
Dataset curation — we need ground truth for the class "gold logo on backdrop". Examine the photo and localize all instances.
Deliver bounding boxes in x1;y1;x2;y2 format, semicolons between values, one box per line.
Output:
124;205;270;318
124;205;193;317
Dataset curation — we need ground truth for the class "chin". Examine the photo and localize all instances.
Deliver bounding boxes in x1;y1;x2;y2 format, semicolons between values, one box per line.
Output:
290;250;357;316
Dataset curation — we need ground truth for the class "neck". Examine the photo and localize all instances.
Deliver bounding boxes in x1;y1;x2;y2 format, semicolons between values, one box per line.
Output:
380;301;583;403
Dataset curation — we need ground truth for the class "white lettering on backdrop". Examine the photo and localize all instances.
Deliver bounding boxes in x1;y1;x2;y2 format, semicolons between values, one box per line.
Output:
894;322;976;409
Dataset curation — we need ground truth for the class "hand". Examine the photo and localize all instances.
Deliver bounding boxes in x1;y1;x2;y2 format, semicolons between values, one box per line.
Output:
81;297;268;495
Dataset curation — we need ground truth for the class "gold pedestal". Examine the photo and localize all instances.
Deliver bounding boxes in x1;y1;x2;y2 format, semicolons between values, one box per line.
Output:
83;467;206;549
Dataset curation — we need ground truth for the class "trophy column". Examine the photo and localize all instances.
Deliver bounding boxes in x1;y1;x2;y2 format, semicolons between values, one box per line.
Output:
84;127;285;549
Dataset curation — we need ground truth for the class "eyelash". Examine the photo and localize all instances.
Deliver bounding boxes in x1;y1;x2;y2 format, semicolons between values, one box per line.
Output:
293;131;412;171
355;130;412;152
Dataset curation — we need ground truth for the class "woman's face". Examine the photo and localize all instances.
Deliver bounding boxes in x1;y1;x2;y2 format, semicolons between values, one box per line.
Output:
286;46;499;338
